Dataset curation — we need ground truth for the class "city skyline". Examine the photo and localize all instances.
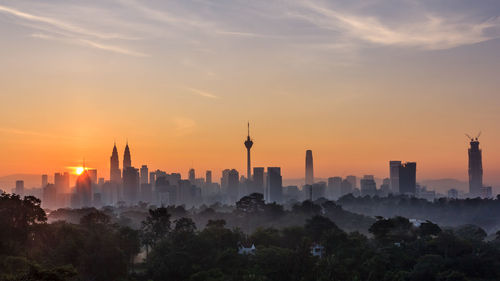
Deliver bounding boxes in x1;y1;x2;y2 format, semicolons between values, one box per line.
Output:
2;1;500;183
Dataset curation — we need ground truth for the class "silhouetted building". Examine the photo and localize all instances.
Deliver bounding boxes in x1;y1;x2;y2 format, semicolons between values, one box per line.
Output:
244;122;254;180
390;161;401;194
15;180;24;196
360;175;377;196
252;167;265;195
189;168;196;184
123;166;139;204
87;169;98;184
346;175;357;189
123;142;131;171
327;177;342;199
380;178;390;196
149;172;156;189
54;172;70;194
311;182;326;200
340;179;352;196
305;150;314;185
140;165;149;185
110;143;121;183
399;162;417;195
228;169;239;203
206;170;212;184
41;174;48;188
75;170;92;208
468;137;483;197
481;186;492;198
266;167;282;203
43;183;57;208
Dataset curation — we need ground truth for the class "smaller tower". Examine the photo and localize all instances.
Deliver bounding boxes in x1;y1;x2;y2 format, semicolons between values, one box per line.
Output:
244;122;254;180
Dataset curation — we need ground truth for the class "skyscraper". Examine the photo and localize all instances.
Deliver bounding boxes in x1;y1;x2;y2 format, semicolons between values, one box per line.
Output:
266;167;282;203
253;167;265;195
327;177;342;199
110;143;121;183
399;162;417;195
189;168;196;184
87;169;98;184
228;169;239;203
206;170;212;184
346;175;357;190
468;137;483;197
75;170;92;207
54;172;70;194
41;174;48;188
389;161;402;194
305;150;314;185
123;142;131;171
360;175;377;196
123;166;139;204
15;180;24;196
140;165;149;185
244;122;254;180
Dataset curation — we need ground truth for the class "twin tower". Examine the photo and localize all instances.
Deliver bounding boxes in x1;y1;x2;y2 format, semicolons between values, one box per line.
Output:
110;142;131;183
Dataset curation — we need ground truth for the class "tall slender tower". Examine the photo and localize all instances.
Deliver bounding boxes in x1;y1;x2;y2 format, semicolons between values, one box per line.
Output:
123;141;131;170
305;150;314;185
244;122;253;180
468;136;483;197
110;142;121;183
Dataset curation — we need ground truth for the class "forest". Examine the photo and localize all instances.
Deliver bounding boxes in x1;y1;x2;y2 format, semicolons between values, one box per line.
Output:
2;192;500;281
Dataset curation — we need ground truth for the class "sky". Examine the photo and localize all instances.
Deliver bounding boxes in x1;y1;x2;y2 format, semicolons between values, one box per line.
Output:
1;0;500;187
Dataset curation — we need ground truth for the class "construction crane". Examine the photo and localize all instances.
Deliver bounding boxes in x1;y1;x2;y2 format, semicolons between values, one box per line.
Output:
465;132;481;141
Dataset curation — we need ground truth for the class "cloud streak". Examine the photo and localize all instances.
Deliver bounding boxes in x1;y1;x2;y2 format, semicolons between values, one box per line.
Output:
0;4;147;57
289;1;500;50
188;88;219;99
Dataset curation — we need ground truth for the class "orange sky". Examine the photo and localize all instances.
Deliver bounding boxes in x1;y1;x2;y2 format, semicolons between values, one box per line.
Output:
1;1;500;187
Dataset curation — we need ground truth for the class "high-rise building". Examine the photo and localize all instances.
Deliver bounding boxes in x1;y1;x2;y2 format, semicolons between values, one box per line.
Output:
340;179;352;196
110;143;121;183
220;169;231;193
189;168;196;184
87;169;98;184
360;175;377;196
346;175;357;189
266;167;282;203
15;180;24;196
75;170;92;207
252;167;265;195
123;142;131;171
311;182;326;200
468;137;483;197
305;150;314;185
149;172;156;189
206;170;212;184
228;169;239;203
244;122;254;180
399;162;417;195
41;174;48;188
140;165;149;185
54;172;70;194
123;166;139;204
327;177;342;199
389;161;402;194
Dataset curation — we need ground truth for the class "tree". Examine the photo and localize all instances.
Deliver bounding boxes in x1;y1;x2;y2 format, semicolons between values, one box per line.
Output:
419;220;441;237
0;194;47;255
141;207;172;252
454;224;487;242
369;216;415;244
305;215;341;242
236;193;265;214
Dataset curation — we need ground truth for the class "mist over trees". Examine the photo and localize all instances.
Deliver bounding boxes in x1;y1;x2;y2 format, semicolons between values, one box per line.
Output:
337;194;500;234
3;192;500;280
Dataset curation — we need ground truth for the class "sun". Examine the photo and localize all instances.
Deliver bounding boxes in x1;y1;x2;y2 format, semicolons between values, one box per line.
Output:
75;167;85;175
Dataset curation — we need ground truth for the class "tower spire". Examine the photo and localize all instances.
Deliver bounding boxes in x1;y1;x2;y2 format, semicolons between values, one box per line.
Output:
244;122;254;180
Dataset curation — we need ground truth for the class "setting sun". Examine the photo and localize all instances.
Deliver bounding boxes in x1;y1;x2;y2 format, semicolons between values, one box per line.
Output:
75;167;84;175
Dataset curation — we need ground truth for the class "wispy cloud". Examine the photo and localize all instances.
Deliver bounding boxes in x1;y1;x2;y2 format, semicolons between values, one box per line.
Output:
0;5;130;40
289;1;500;50
0;4;147;57
188;88;219;99
0;127;76;140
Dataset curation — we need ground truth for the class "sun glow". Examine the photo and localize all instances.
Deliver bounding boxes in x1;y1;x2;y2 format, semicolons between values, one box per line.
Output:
75;167;84;175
